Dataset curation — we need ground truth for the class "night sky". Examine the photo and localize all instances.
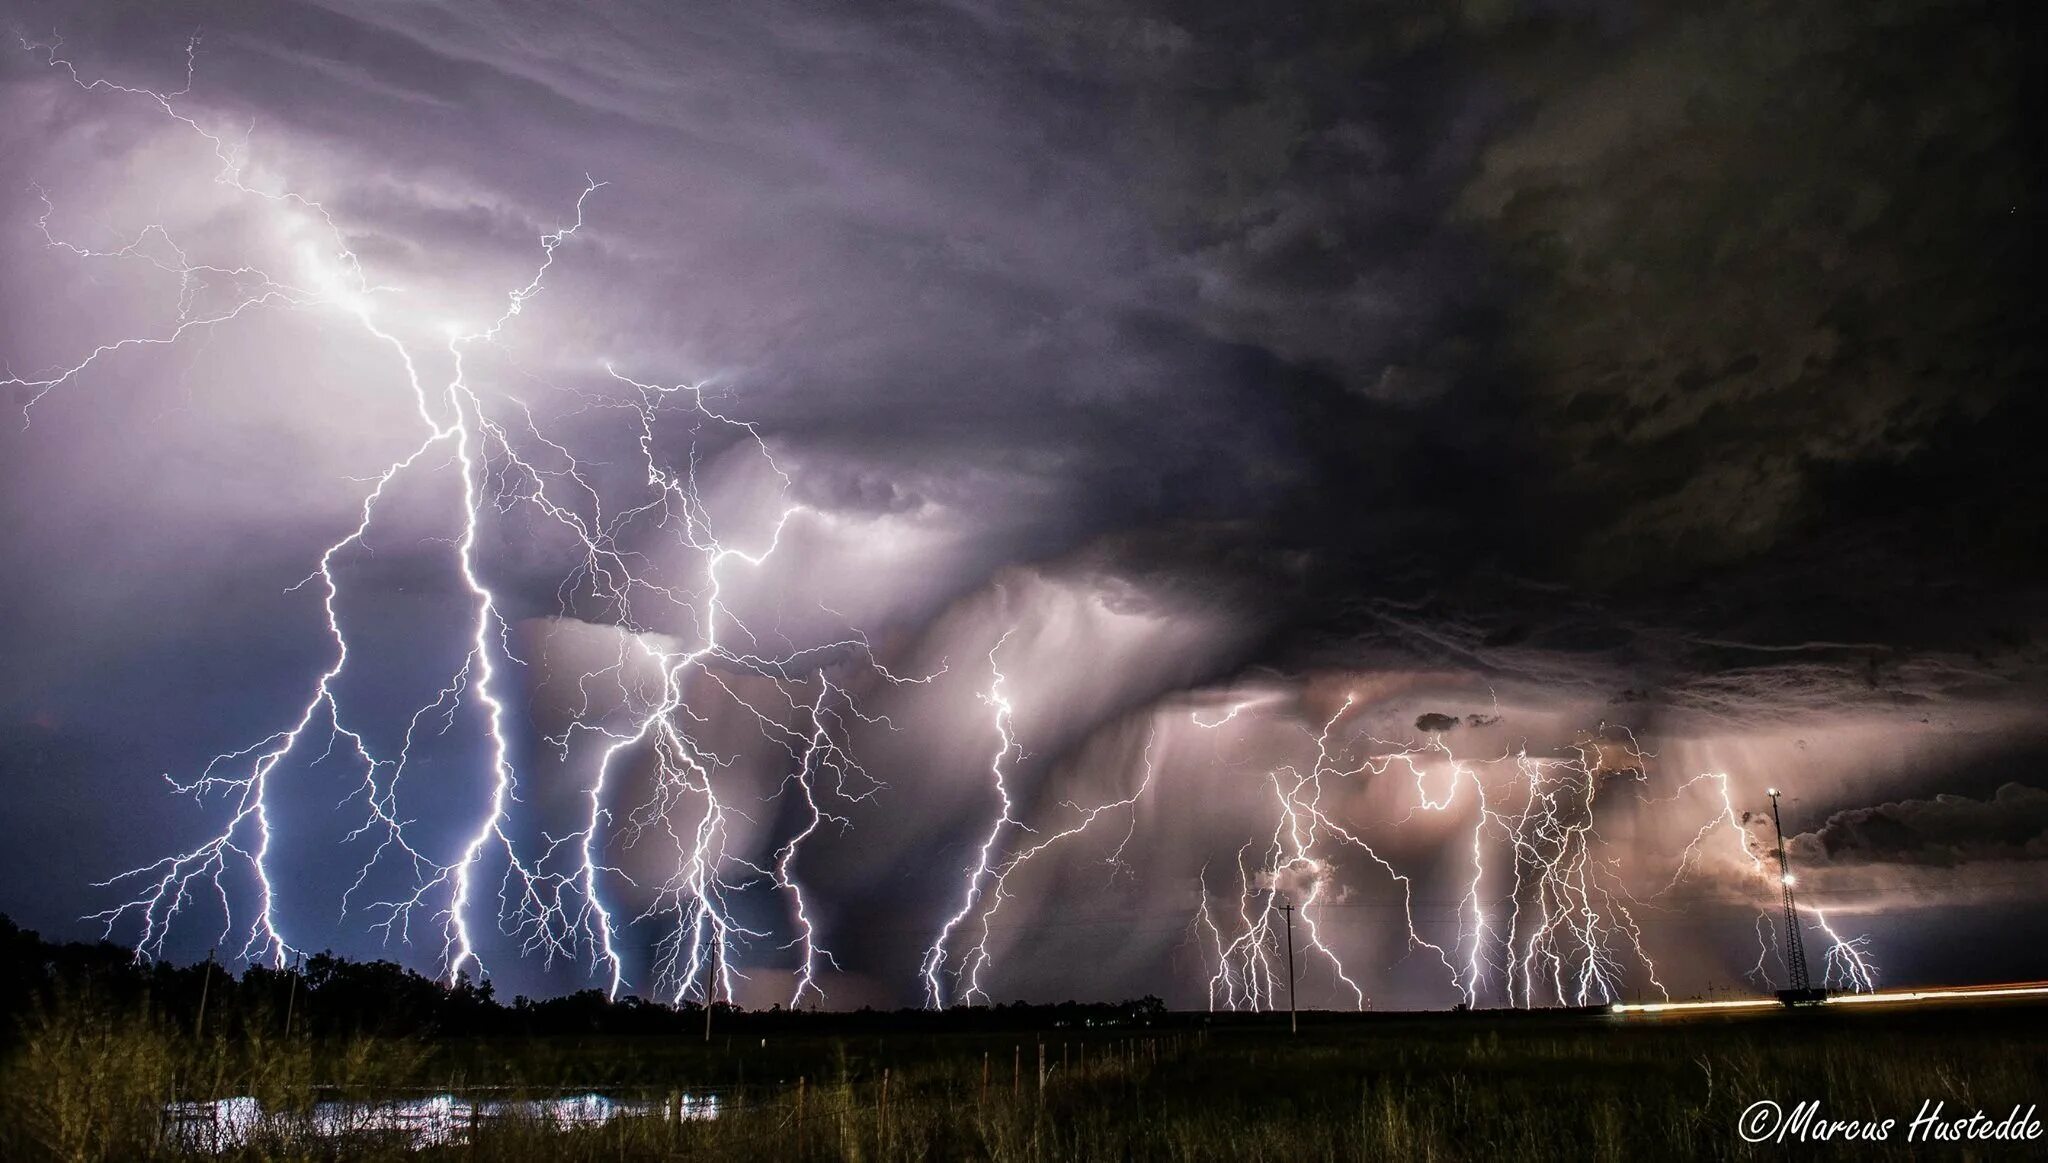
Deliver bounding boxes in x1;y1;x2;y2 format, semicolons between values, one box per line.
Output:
1;0;2043;1010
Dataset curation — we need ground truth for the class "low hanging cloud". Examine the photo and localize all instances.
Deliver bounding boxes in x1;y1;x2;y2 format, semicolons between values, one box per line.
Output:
1792;784;2048;869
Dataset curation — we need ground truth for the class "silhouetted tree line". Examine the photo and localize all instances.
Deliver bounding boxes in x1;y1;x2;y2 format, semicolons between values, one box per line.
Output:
0;916;1168;1045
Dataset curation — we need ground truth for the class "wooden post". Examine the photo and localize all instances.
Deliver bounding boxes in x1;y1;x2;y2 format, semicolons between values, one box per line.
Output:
1012;1045;1020;1099
980;1051;989;1105
796;1077;805;1154
282;954;300;1040
880;1068;890;1146
1037;1042;1046;1105
194;948;215;1040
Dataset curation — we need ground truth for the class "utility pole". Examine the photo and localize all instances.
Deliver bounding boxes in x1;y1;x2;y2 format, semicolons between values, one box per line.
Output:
195;947;216;1040
1279;898;1297;1035
1766;788;1811;993
703;983;715;1044
283;952;302;1039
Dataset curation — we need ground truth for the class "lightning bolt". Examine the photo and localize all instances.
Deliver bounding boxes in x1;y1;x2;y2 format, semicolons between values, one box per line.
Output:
1813;908;1879;992
920;631;1021;1008
944;724;1164;1004
1661;772;1881;994
13;36;1886;1013
22;37;931;1006
1192;697;1456;1012
1187;708;1864;1010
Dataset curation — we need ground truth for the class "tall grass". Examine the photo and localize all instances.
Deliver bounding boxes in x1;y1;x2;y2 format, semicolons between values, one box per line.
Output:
0;985;433;1161
4;997;2044;1160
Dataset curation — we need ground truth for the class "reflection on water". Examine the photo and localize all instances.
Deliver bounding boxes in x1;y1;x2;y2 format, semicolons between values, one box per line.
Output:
163;1090;719;1152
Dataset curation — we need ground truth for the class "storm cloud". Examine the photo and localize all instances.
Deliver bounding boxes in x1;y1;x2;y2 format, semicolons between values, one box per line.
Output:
1795;784;2048;868
0;0;2042;1006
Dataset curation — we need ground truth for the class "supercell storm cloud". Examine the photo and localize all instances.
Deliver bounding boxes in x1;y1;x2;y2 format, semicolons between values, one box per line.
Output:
0;1;2042;1010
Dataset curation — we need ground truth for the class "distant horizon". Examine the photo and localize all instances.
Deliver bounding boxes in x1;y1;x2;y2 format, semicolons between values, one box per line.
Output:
17;911;2046;1018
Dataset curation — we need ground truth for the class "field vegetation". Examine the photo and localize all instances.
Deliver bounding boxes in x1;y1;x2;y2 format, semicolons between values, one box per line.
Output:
4;917;2043;1160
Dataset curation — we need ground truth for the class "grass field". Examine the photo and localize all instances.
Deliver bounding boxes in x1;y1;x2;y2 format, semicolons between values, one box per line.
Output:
5;986;2046;1160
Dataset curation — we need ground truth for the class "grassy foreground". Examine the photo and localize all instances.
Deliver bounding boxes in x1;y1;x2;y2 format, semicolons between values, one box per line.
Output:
5;989;2046;1160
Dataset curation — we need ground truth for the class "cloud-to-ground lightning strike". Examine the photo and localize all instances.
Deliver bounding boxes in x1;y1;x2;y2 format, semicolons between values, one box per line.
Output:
1497;744;1886;1004
920;632;1022;1008
1660;772;1882;994
1185;709;1882;1012
1193;698;1415;1012
940;723;1165;1006
15;38;930;1005
12;36;1893;1015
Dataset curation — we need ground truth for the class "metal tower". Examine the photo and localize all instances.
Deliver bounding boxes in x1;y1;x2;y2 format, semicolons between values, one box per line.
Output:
1766;788;1811;993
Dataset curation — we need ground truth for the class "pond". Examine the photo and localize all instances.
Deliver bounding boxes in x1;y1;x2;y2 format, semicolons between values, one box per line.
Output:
163;1090;720;1152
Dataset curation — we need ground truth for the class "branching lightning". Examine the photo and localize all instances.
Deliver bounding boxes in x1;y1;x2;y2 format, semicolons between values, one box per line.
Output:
18;37;931;1005
12;36;1889;1014
920;632;1023;1008
1661;772;1881;994
1186;709;1883;1011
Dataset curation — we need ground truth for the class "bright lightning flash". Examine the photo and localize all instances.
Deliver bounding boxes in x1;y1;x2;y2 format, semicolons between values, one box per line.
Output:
16;38;930;1007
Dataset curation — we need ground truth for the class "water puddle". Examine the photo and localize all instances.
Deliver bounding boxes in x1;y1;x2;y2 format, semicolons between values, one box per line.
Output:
163;1090;719;1152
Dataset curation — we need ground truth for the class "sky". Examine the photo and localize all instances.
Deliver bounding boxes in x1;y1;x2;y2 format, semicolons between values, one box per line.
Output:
0;0;2042;1011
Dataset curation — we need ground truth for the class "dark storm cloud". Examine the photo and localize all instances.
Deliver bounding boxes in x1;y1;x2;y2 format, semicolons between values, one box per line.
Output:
1460;0;2043;582
1;0;2043;1001
1191;0;2048;733
1792;784;2048;869
11;0;2035;720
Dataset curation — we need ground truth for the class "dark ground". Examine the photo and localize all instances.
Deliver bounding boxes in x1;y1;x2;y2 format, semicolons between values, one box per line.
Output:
5;917;2047;1159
